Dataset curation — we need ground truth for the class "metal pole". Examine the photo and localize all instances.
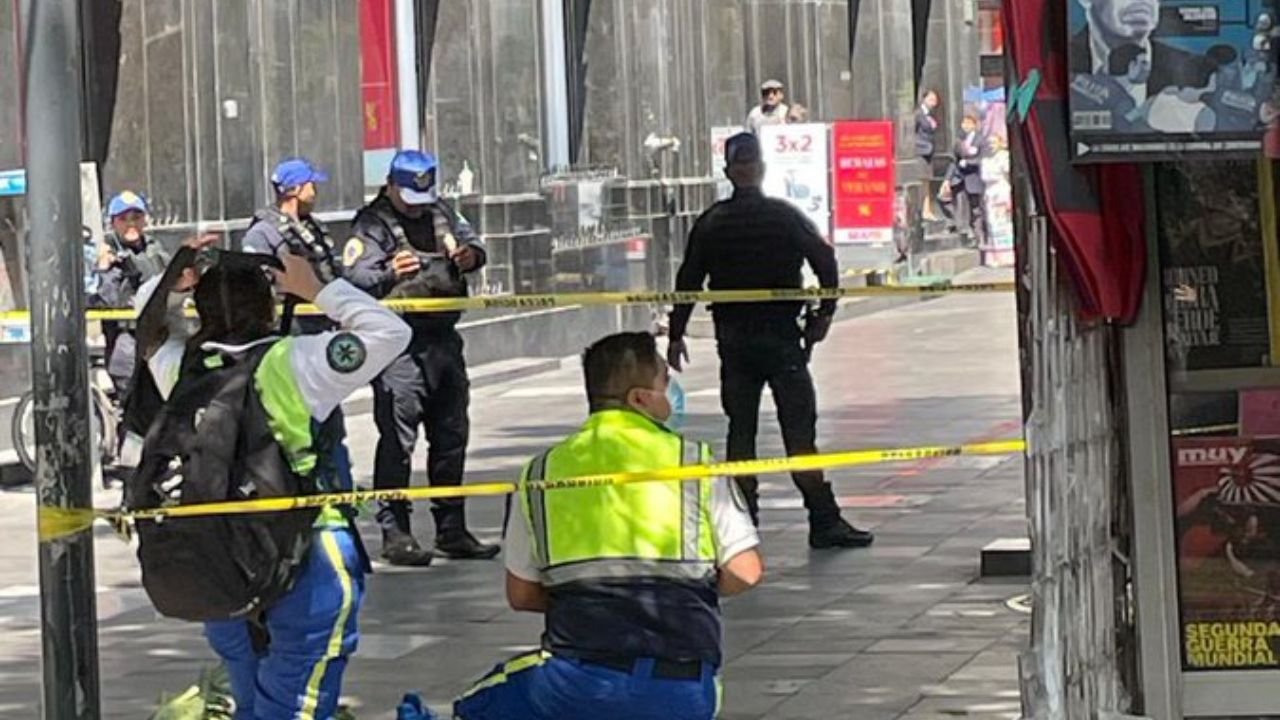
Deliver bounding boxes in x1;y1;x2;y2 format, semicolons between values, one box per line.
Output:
540;0;571;172
395;0;422;150
22;0;101;717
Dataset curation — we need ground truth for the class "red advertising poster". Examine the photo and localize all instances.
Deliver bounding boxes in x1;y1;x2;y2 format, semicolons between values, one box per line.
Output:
1173;437;1280;670
359;0;399;150
831;121;895;246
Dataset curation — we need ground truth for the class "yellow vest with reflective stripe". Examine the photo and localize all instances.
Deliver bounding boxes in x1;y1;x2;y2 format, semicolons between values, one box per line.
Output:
254;339;346;528
519;409;717;586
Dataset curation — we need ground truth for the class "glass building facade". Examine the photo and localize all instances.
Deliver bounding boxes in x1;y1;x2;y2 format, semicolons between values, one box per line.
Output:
0;0;987;305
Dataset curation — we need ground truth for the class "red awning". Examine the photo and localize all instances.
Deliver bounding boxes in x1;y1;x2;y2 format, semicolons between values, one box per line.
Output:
1004;0;1146;324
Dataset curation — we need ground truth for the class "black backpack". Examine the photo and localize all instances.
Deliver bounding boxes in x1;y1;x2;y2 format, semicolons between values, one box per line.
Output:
127;342;325;622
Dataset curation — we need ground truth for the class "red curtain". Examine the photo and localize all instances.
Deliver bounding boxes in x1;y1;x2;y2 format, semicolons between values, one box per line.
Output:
1004;0;1147;324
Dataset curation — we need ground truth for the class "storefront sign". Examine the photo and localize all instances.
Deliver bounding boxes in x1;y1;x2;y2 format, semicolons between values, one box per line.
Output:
831;121;894;246
1068;2;1277;161
1174;436;1280;670
761;123;831;239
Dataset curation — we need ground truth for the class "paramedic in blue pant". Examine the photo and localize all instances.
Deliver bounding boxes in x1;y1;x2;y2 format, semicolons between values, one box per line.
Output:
136;249;410;719
454;332;765;720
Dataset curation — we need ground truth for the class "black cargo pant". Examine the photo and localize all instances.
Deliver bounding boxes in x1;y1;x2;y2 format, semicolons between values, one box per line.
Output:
716;319;841;528
372;327;471;537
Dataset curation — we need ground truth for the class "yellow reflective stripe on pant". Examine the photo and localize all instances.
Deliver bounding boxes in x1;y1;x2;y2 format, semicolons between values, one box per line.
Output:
299;530;356;720
457;650;552;701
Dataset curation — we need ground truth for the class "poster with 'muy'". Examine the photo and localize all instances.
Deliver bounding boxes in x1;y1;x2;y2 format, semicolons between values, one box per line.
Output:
1174;437;1280;670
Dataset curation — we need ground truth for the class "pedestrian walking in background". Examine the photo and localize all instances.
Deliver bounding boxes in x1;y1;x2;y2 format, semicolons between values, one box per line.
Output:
952;113;988;245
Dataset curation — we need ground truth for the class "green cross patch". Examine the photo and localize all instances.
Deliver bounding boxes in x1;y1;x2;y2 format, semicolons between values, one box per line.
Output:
326;333;366;374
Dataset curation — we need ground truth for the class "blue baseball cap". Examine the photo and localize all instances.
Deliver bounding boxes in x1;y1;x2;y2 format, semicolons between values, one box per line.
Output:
270;158;329;194
107;190;148;218
388;150;439;205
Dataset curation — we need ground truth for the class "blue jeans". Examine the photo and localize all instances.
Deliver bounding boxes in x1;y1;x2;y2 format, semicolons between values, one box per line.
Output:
454;651;719;720
204;528;365;720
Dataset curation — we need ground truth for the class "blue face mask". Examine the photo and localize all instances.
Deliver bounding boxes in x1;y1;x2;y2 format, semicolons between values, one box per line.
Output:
665;375;687;431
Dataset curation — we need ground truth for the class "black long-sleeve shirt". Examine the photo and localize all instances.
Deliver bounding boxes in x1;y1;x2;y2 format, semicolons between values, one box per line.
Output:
669;187;838;341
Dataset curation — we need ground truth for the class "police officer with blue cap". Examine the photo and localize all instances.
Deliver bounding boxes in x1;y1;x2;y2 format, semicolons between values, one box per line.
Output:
96;190;171;396
242;158;343;332
344;149;498;565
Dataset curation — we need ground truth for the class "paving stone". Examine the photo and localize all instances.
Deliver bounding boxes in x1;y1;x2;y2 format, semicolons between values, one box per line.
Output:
0;295;1031;719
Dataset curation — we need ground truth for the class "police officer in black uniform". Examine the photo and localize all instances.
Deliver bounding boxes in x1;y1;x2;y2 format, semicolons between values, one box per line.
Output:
242;158;344;333
344;150;499;565
667;132;874;550
96;191;171;396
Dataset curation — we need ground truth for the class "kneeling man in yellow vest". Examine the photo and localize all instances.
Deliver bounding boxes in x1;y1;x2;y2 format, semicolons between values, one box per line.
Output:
454;331;764;720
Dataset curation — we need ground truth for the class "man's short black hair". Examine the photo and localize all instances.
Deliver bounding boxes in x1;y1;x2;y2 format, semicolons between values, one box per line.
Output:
582;332;662;412
191;262;275;350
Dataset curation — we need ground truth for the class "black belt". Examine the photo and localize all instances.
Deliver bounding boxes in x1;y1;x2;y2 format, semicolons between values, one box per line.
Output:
582;655;706;681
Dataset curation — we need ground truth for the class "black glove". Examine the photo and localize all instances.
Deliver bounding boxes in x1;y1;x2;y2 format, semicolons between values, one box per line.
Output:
803;311;833;347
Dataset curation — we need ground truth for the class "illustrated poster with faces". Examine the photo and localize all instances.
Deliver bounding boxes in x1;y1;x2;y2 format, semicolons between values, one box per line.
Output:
1068;0;1279;161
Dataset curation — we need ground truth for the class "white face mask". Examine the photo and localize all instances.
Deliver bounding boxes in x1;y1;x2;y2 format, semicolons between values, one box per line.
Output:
421;187;439;205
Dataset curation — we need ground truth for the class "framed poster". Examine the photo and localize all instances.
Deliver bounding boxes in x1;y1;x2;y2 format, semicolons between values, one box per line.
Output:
760;123;831;238
831;120;895;246
1157;160;1271;371
1173;436;1280;670
1068;1;1277;162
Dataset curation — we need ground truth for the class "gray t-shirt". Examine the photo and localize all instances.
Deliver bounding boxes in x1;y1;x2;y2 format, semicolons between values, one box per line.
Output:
746;103;790;135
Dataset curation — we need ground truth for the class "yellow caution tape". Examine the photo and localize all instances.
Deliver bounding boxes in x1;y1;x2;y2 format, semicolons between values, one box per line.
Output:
2;282;1015;323
39;506;99;542
37;439;1025;542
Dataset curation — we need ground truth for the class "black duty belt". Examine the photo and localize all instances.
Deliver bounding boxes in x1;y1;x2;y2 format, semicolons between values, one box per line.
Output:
582;655;707;680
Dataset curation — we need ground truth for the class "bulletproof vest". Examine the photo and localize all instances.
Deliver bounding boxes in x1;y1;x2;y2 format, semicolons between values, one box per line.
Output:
253;207;343;283
367;202;469;299
127;342;339;622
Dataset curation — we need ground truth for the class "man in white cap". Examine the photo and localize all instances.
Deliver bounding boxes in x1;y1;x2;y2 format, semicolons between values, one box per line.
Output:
746;79;790;135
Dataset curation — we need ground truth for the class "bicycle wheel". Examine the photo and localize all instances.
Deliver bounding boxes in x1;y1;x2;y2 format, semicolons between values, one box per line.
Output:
11;392;36;473
90;385;115;468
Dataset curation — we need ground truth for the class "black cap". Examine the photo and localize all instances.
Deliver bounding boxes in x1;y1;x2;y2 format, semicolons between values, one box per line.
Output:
725;132;762;165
